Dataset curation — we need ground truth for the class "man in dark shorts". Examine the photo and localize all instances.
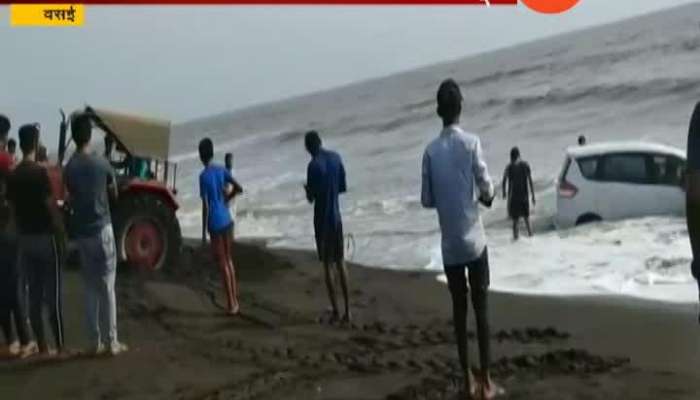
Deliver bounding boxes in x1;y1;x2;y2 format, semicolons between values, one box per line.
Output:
422;79;501;399
304;131;350;324
502;147;535;240
686;102;700;323
7;124;66;357
199;139;243;316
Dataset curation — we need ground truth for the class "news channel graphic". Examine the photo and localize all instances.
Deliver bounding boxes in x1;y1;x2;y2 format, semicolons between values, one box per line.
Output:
8;4;84;26
1;0;580;21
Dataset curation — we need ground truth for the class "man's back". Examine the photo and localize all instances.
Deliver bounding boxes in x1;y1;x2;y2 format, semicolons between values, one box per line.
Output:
421;125;493;265
8;161;52;236
307;149;347;230
64;153;114;238
506;160;531;201
199;164;233;234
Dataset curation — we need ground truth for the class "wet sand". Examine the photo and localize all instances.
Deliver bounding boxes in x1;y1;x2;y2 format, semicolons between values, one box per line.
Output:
1;239;699;400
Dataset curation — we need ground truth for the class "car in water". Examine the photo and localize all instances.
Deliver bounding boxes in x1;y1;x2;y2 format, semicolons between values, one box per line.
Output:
556;141;686;228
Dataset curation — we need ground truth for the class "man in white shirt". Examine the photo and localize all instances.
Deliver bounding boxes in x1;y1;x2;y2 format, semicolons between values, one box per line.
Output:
421;79;500;399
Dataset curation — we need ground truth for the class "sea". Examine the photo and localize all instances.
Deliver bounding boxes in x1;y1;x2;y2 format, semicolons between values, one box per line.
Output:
169;4;700;304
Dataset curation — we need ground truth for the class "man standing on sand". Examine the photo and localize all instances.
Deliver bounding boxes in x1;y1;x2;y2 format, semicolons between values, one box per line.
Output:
7;124;66;357
686;102;700;323
64;114;128;356
421;79;501;399
199;138;243;316
502;147;536;240
304;131;351;324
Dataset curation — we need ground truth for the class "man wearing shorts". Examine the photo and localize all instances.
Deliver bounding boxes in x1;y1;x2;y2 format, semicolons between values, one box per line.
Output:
199;139;243;315
421;79;499;399
304;131;350;324
64;114;127;356
502;147;535;240
7;124;66;357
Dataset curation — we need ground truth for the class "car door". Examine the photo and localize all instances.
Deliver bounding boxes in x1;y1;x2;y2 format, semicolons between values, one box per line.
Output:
647;153;686;216
596;152;655;220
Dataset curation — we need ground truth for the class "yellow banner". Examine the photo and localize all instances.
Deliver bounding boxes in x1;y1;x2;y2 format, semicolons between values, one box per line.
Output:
10;4;84;27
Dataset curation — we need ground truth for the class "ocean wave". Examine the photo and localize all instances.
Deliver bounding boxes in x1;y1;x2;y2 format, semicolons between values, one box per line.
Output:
471;78;700;113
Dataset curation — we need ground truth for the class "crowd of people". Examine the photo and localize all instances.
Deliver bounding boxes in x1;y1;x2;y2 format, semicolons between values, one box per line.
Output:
0;114;129;359
1;79;699;400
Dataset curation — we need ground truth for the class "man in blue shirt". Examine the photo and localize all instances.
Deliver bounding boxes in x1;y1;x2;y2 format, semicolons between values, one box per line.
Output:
304;131;350;324
199;138;243;316
421;79;500;399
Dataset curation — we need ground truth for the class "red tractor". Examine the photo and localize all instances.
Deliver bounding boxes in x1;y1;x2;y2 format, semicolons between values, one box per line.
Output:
54;106;182;271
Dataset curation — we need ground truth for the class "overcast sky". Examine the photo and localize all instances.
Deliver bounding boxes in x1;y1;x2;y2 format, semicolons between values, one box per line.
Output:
0;0;696;139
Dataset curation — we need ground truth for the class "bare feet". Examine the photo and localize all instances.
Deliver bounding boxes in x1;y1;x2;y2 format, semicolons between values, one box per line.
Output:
228;303;240;316
341;312;352;325
480;376;505;400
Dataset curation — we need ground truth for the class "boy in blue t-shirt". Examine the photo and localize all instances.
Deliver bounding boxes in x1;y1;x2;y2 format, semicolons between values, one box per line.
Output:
199;138;243;315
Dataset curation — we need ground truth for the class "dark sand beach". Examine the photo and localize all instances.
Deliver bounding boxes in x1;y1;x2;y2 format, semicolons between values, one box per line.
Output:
1;240;699;400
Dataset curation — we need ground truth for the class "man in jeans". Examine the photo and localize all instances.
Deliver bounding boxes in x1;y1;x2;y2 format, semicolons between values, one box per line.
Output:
421;79;500;399
7;124;66;357
64;113;127;356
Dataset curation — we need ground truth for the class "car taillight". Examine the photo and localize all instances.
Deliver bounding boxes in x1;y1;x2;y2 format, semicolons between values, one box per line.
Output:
558;179;578;198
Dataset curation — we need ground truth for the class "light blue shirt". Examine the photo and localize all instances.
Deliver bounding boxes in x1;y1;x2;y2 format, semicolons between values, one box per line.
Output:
421;125;494;266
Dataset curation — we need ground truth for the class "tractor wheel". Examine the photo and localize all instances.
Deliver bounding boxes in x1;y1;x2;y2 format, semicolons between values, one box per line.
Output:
114;193;182;272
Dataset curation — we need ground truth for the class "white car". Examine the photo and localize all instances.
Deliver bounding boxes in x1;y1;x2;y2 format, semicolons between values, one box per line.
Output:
556;142;686;228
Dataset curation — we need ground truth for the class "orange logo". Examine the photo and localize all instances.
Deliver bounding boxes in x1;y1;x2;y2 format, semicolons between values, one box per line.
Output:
521;0;580;14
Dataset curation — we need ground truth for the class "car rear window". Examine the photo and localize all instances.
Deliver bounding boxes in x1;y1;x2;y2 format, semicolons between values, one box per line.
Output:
576;156;598;180
600;153;648;184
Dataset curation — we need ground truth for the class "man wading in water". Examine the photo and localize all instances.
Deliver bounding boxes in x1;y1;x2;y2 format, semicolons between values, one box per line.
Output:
502;147;536;240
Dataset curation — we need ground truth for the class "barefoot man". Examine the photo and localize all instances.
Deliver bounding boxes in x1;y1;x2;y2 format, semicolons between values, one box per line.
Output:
199;138;243;316
687;102;700;323
421;79;500;399
304;131;350;324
